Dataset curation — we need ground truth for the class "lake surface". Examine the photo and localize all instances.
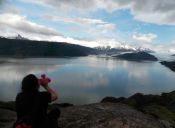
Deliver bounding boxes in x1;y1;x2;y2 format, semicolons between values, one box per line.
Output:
0;56;175;105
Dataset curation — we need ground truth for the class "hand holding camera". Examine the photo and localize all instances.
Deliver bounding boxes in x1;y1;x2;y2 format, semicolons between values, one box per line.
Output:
38;74;51;87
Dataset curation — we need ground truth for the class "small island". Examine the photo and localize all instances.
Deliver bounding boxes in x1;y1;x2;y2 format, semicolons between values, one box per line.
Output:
161;61;175;72
115;52;158;61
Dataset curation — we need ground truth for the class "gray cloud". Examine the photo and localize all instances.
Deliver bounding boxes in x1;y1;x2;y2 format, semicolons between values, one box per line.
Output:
130;0;175;25
42;15;116;41
132;0;175;13
43;15;106;25
43;15;115;33
0;13;63;36
132;33;157;43
21;0;175;25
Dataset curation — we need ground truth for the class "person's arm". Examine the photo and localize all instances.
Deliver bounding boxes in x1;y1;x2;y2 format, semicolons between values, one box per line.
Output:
41;78;58;101
44;85;58;101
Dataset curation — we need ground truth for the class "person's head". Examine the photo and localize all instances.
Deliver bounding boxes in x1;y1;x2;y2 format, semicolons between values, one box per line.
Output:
21;74;39;93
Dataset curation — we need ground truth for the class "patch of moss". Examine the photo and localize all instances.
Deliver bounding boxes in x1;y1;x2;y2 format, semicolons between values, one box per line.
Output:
143;105;175;121
123;100;137;108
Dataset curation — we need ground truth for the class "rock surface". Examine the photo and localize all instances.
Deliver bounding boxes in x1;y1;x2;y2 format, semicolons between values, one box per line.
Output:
57;103;165;128
2;90;175;128
0;108;16;128
0;102;173;128
101;91;175;127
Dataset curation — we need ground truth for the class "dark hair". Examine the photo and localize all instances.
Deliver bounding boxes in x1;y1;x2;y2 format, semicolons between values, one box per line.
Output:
22;74;39;93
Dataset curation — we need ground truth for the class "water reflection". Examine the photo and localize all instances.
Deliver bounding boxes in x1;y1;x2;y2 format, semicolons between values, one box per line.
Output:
0;63;61;101
0;56;175;105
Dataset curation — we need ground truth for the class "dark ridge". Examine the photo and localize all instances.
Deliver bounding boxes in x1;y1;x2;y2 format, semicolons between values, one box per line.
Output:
0;37;97;57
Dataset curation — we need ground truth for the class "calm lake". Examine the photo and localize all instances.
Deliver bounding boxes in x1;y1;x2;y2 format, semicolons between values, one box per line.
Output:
0;56;175;105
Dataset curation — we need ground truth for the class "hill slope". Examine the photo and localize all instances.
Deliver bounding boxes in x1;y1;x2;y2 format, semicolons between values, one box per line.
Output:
0;37;97;57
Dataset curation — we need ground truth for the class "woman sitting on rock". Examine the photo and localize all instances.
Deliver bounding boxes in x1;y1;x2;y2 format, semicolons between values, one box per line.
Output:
13;74;60;128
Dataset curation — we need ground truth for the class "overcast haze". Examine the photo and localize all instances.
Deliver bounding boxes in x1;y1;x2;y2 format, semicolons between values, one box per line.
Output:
0;0;175;53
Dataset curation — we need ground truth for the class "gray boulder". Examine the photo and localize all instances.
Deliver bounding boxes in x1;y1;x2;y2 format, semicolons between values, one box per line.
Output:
57;103;166;128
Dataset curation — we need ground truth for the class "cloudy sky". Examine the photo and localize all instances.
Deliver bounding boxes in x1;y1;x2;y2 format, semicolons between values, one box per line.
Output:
0;0;175;53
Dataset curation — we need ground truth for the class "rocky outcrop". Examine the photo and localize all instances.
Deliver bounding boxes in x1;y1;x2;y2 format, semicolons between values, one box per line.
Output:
101;91;175;127
0;102;170;128
115;52;158;61
57;103;165;128
0;108;16;128
101;96;126;103
2;90;175;128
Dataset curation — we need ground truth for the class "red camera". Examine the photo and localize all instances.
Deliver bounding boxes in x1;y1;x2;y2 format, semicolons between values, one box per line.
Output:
38;74;51;85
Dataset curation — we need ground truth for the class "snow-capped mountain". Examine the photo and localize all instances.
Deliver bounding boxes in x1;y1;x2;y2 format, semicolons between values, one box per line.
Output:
95;45;155;56
8;34;29;40
136;47;155;53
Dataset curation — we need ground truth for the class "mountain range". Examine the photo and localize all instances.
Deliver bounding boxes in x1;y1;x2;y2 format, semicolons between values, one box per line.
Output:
0;34;155;58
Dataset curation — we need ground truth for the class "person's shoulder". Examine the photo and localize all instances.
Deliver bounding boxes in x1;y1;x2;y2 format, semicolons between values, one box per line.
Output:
39;91;51;103
15;92;26;103
17;92;23;96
